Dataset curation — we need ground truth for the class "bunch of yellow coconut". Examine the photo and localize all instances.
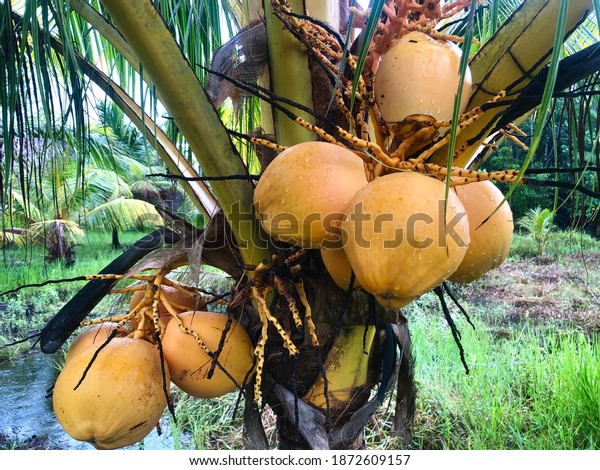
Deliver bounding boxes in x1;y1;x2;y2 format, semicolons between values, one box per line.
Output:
52;288;254;449
254;31;514;311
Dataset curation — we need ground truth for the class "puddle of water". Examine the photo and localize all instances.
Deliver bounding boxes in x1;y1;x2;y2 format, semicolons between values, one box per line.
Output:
0;349;176;450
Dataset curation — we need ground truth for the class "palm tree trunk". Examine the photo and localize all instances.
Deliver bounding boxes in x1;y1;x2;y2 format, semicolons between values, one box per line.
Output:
45;221;76;267
253;1;415;449
111;226;121;249
258;251;415;449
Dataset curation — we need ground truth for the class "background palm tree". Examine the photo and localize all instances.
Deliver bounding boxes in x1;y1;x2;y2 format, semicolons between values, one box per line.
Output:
1;0;599;449
4;124;162;263
517;207;557;257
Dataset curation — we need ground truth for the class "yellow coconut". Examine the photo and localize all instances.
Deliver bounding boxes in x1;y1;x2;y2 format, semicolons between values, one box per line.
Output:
320;247;361;290
253;141;368;248
341;172;469;309
53;337;168;450
374;31;471;125
162;311;255;398
65;322;130;365
129;284;202;331
449;181;514;283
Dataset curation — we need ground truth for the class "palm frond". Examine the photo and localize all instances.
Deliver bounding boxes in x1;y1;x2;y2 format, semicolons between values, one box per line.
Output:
0;228;28;246
130;179;163;205
97;0;268;264
84;197;162;232
5;7;220;218
29;218;85;244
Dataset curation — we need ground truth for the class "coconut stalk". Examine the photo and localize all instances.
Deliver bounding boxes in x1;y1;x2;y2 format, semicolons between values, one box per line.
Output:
254;1;410;450
99;0;270;266
263;0;316;146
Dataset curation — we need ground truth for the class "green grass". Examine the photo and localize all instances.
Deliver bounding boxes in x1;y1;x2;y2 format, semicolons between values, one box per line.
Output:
0;230;149;291
508;229;600;259
0;230;150;359
168;391;249;450
395;305;600;449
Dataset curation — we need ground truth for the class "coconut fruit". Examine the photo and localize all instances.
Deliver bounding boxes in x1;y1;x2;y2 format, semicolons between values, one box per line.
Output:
320;248;361;290
449;181;513;283
65;322;130;364
253;141;368;248
129;284;201;331
341;172;469;309
53;337;168;450
162;311;255;398
374;31;472;126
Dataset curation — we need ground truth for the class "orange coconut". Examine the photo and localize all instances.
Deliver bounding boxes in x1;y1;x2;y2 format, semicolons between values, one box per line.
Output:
253;141;368;248
320;248;361;290
53;337;168;450
162;311;254;398
65;322;130;364
374;31;471;126
341;172;469;309
129;284;202;331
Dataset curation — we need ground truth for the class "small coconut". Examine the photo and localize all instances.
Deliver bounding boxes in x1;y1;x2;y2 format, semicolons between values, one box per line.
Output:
449;181;514;283
320;247;361;290
129;284;201;331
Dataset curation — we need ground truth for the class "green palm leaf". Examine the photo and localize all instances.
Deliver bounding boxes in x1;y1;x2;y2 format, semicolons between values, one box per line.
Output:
85;197;162;232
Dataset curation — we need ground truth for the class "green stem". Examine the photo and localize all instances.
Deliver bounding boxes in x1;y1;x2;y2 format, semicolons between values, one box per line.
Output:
68;0;139;69
99;0;270;266
263;0;315;146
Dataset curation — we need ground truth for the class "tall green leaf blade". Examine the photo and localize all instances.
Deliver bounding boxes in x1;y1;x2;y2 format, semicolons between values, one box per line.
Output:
445;0;479;211
349;0;384;123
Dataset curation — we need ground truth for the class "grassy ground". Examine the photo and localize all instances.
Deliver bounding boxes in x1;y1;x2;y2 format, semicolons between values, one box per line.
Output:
0;230;150;358
378;314;600;449
1;229;599;449
386;229;599;449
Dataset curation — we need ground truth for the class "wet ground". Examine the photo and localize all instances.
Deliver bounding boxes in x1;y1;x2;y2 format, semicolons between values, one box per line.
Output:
0;348;175;450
